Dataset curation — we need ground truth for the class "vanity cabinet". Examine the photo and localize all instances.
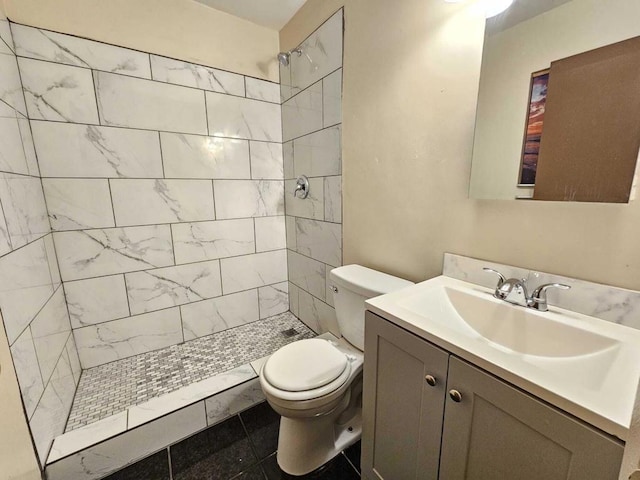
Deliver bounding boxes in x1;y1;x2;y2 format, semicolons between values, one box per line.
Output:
362;311;624;480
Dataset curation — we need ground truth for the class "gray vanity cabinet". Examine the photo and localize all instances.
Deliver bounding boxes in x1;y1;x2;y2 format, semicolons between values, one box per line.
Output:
362;311;625;480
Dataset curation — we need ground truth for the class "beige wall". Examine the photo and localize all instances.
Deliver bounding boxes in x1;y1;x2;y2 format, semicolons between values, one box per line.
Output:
281;0;640;291
4;0;280;81
279;0;344;52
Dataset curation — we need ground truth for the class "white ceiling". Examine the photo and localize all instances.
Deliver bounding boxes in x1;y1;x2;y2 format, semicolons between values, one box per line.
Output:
486;0;573;35
193;0;307;30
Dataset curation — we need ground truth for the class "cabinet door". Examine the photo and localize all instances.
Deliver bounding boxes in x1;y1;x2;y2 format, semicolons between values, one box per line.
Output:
439;357;624;480
362;312;449;480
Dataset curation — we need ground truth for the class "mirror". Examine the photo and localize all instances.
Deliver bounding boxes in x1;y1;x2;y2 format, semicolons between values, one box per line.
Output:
469;0;640;202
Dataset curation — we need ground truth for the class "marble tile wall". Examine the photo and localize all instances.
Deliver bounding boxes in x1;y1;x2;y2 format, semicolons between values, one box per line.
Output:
0;16;80;468
9;22;288;373
281;10;344;336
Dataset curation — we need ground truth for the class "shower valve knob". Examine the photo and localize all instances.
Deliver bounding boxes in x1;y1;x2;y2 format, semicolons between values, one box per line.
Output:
425;375;437;387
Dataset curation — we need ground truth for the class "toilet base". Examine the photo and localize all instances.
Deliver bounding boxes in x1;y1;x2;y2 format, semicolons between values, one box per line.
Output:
276;407;362;476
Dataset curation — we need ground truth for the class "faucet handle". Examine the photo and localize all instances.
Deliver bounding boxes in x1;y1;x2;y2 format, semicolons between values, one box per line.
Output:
530;283;571;312
483;267;506;287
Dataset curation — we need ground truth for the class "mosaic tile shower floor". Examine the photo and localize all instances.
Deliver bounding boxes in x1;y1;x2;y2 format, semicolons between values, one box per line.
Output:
66;313;314;432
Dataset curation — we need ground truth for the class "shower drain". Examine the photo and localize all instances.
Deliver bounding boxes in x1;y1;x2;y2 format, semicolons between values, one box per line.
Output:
281;328;299;338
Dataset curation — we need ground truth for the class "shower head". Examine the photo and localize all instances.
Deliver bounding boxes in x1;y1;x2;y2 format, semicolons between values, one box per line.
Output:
277;47;302;67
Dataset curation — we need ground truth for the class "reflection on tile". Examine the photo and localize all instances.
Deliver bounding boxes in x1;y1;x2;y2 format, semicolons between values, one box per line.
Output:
32;121;163;178
0;52;27;115
214;180;284;219
43;179;115;230
65;275;130;328
101;450;170;480
258;282;289;319
287;250;326;301
31;288;71;383
324;176;342;223
128;365;255;427
74;307;183;368
0;172;49;248
206;91;282;142
282;81;322;142
284;177;324;220
239;400;280;460
323;68;342;127
295;218;342;267
150;55;244;96
250;141;283;180
13;25;151;78
245;78;280;104
172;219;255;264
126;260;222;315
11;327;44;418
161;133;250;179
298;289;338;336
293;126;341;177
181;289;259;341
220;250;288;294
110;179;215;226
95;71;207;135
19;57;99;123
54;225;174;281
255;216;286;252
283;141;294;179
0;238;54;344
205;378;265;426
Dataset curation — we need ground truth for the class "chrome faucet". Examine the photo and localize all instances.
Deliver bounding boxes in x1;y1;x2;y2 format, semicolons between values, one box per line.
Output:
483;267;570;311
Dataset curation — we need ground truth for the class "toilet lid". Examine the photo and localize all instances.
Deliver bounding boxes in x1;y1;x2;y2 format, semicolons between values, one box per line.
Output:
263;339;348;392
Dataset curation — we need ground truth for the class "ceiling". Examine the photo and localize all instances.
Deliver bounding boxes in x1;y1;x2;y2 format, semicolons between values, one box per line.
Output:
487;0;573;35
193;0;307;30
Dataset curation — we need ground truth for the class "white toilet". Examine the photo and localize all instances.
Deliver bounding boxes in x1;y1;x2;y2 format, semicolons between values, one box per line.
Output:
259;264;413;476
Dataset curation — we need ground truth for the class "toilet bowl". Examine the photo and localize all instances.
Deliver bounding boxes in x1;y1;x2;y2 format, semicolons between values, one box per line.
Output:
259;265;413;476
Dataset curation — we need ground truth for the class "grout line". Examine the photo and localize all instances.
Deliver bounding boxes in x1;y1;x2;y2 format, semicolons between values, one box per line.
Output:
167;447;174;480
158;131;166;179
203;90;210;136
122;274;132;317
90;69;102;125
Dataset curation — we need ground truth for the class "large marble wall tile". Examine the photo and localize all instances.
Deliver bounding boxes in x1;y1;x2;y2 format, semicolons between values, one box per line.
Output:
0;238;54;343
290;10;343;93
298;289;338;336
31;287;71;383
325;265;335;307
74;307;183;368
294;218;342;267
160;132;250;179
0;111;30;175
19;57;99;123
284;177;324;220
110;179;215;226
283;141;294;179
285;216;296;250
282;81;322;142
32;121;163;178
258;282;289;319
94;71;207;135
0;207;12;256
43;179;115;230
13;25;151;79
322;69;342;127
279;59;296;103
287;250;326;301
181;289;259;341
0;17;14;53
126;260;222;315
214;180;284;219
206;91;282;142
171;219;255;264
44;234;62;289
245;78;280;104
65;335;82;385
54;225;174;281
324;176;342;223
250;141;283;180
10;327;44;418
29;350;76;463
17;115;40;176
293;126;341;178
255;216;286;252
0;173;49;248
150;55;244;96
65;275;130;328
205;378;265;426
220;249;287;294
0;52;27;115
442;253;530;290
288;281;300;317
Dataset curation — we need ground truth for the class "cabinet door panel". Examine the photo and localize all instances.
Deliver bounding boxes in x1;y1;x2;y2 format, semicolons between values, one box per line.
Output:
362;312;449;480
439;357;623;480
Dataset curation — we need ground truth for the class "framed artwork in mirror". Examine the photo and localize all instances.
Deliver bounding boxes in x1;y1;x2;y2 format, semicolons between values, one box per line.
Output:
518;69;549;186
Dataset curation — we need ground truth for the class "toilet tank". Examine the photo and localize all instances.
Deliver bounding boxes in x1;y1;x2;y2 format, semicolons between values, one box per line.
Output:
329;265;413;350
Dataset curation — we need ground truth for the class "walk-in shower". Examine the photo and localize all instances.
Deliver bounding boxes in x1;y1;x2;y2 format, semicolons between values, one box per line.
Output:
277;47;302;66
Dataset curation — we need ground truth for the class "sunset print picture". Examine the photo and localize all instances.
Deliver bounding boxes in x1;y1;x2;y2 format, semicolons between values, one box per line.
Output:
519;69;549;185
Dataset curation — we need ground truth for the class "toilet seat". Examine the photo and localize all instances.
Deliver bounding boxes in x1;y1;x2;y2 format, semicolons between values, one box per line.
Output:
261;339;352;402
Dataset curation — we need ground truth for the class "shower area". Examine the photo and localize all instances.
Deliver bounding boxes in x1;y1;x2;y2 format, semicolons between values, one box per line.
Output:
0;6;343;479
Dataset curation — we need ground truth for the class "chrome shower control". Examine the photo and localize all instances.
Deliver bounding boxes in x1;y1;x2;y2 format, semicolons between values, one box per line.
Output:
425;375;437;387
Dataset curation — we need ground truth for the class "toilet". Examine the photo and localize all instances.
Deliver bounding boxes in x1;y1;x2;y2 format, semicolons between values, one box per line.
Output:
259;264;413;476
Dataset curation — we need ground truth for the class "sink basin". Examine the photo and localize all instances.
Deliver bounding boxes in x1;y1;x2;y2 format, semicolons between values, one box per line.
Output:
400;286;618;358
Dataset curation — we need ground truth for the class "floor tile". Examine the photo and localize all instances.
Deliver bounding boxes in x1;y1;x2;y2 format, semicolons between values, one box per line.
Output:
231;462;268;480
101;450;170;480
240;401;281;460
170;416;257;480
344;441;361;473
261;453;359;480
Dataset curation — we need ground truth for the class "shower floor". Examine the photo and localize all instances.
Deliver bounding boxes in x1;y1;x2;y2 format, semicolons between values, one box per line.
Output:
65;312;314;432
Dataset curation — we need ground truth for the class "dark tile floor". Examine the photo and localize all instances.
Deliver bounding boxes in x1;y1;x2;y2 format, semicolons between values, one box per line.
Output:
102;401;361;480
